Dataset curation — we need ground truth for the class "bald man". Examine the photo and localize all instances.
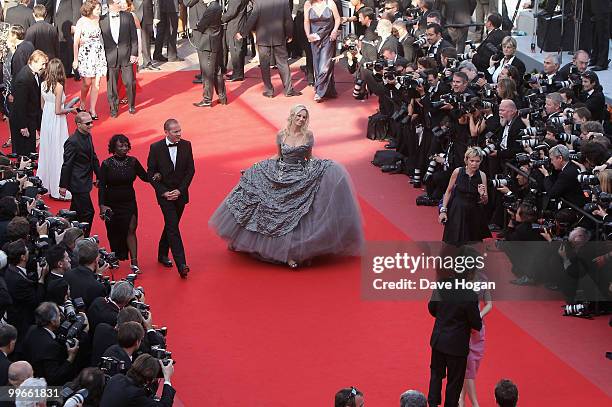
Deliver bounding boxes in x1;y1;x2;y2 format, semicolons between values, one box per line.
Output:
496;99;525;162
59;112;100;237
8;361;33;388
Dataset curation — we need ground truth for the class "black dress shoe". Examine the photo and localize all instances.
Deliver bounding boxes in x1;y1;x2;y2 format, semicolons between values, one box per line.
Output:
195;73;202;79
192;78;203;84
129;107;136;114
178;265;190;279
193;100;212;107
146;62;161;71
228;76;244;82
262;91;274;98
154;55;168;62
158;257;173;267
285;90;302;97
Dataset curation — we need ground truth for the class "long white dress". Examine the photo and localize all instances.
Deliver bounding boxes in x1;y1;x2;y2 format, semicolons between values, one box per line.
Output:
37;83;72;199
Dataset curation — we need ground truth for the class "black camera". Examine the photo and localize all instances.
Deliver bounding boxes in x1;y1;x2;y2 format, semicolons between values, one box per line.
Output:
490;174;512;188
57;314;87;347
129;300;150;320
99;356;127;376
98;248;119;269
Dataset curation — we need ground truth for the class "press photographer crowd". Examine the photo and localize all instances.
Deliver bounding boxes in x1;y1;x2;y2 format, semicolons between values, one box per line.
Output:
0;155;176;404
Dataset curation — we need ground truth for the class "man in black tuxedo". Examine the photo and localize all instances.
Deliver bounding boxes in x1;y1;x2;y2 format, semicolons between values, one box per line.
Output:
87;280;134;334
424;23;453;66
147;119;195;278
64;239;109;308
102;321;144;375
471;12;506;72
5;0;34;31
153;0;182;62
100;354;176;406
133;0;158;70
392;20;416;63
23;302;80;386
238;0;301;98
100;0;139;117
0;324;17;386
59;112;100;235
427;278;482;407
25;5;59;60
53;0;81;77
10;50;46;156
439;0;476;52
190;0;226;107
586;0;611;71
540;144;587;209
221;0;248;81
580;71;607;122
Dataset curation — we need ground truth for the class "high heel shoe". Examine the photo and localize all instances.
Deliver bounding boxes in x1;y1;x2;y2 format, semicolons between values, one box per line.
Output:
130;264;141;274
90;112;99;120
287;260;299;269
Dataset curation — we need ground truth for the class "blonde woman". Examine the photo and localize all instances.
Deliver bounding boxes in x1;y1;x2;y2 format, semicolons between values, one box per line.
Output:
439;147;491;245
210;105;364;268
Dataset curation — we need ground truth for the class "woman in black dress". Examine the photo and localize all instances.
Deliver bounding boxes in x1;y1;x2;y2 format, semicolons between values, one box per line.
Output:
98;134;148;272
439;147;491;246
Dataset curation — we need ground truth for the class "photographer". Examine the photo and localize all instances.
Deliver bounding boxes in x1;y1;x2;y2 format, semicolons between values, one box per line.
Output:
64;239;109;308
63;367;106;407
22;302;79;386
471;13;506;72
491;99;525;163
559;50;590;80
102;321;145;375
527;54;564;93
424;23;453;66
0;196;17;247
539;144;586;208
0;324;17;386
579;71;608;122
60;227;85;268
100;354;176;406
88;280;135;334
486;36;526;84
44;244;70;286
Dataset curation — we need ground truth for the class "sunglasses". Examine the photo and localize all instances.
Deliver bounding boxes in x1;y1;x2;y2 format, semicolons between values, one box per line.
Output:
81;121;93;126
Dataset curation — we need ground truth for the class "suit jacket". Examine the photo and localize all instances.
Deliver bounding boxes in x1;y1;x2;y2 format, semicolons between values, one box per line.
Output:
87;296;120;334
376;35;399;56
497;117;526;161
0;275;12;325
91;322;117;367
146;139;195;205
472;28;507;71
10;40;35;81
133;0;154;24
426;38;453;66
428;286;482;357
439;0;476;25
24;21;60;60
154;0;181;17
193;0;223;52
242;0;293;46
63;265;108;308
100;374;176;407
398;34;415;63
221;0;248;34
0;352;10;386
59;129;101;194
10;64;40;132
5;4;35;30
543;161;587;208
4;265;44;340
100;12;139;68
102;344;132;374
581;89;607;122
23;325;77;386
54;0;82;42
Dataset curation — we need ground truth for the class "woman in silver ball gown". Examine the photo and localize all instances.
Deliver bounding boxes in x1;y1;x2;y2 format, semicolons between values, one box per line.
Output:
209;105;364;268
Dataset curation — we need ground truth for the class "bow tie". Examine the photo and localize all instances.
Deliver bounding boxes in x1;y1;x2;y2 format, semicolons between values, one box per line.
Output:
167;143;179;148
111;13;120;18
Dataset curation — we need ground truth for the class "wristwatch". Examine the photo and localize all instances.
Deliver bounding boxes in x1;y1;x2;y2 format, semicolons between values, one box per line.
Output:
439;207;447;214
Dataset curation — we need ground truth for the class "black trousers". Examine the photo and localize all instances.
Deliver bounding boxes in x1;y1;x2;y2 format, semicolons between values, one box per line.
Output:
448;27;468;53
141;23;153;65
70;192;94;237
107;65;135;111
197;50;226;102
223;28;246;78
154;12;179;60
427;348;467;407
591;14;610;67
10;120;36;156
258;44;294;94
294;11;314;82
158;199;187;267
59;40;74;76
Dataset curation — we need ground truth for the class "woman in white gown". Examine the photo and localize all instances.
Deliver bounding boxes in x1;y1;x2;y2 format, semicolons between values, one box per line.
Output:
38;58;76;200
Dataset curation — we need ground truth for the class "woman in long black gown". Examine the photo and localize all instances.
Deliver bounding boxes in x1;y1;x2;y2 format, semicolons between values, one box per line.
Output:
98;134;148;272
439;147;491;246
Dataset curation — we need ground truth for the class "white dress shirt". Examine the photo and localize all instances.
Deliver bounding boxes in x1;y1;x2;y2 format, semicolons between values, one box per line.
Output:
489;55;515;84
166;138;178;168
110;12;121;44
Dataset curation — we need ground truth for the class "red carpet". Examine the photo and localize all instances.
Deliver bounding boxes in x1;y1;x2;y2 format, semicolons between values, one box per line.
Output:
4;67;609;406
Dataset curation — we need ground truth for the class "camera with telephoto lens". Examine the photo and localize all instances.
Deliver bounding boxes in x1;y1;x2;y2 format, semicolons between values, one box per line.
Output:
562;302;591;317
568;150;582;161
577;173;599;185
520;125;547;138
98;248;119;269
520;138;540;149
57;313;87;347
129;300;150;320
555;132;578;144
150;345;174;365
412;34;427;48
422;154;444;184
515;153;532;166
62;388;88;407
363;58;387;72
531;157;551;169
548;116;573;126
391;102;410;124
503;194;521;213
431;126;451;140
57;209;78;221
531;220;556;232
342;35;359;53
99;356;127;376
353;79;365;100
490;174;512;188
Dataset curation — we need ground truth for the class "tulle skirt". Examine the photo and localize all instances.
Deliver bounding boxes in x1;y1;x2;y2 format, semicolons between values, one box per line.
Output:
209;160;364;264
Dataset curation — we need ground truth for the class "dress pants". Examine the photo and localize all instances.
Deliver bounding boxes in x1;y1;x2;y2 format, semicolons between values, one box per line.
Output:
10;121;37;156
141;23;154;65
70;192;95;237
154;12;179;60
257;44;294;94
158;199;187;267
59;40;74;76
295;11;314;83
427;348;468;407
223;28;245;78
448;26;468;53
107;65;136;111
197;50;226;102
591;14;610;67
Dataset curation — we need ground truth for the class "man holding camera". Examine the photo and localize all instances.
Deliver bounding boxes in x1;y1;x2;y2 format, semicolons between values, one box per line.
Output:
471;13;506;72
424;23;453;66
580;71;607;122
64;239;110;308
539;144;586;208
102;321;145;375
88;280;134;334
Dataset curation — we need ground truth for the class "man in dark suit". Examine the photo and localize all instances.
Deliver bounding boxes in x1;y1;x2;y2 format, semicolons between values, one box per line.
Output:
10;50;46;156
64;239;109;308
147;119;195;278
100;354;176;406
0;324;17;386
23;302;79;386
53;0;81;77
5;0;34;31
238;0;301;97
189;0;227;107
153;0;182;62
87;280;134;334
102;321;144;375
222;0;248;81
427;279;482;407
59;112;101;234
586;0;611;71
100;0;139;117
439;0;476;52
25;5;59;60
10;25;35;84
392;20;415;63
540;144;587;209
133;0;158;70
580;71;607;122
471;12;507;72
424;23;453;66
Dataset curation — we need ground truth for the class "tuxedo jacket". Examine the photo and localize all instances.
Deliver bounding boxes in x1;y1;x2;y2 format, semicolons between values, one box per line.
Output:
376;35;399;56
10;41;35;81
426;38;454;66
4;265;45;344
581;89;607;122
63;265;108;309
398;34;415;63
102;344;133;374
147;139;196;205
59;130;101;194
100;12;139;68
133;0;154;24
472;28;508;71
23;325;77;386
193;0;223;52
155;0;181;16
221;0;248;34
87;296;120;334
10;64;41;132
428;286;482;357
543;161;587;208
496;117;526;161
242;0;293;46
5;4;35;30
25;21;60;60
100;375;176;407
54;0;82;42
